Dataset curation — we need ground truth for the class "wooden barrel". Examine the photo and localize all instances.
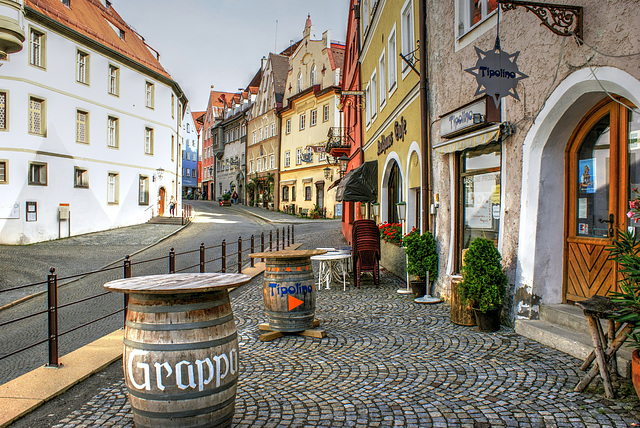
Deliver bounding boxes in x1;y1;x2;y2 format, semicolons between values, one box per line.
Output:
263;256;316;332
124;289;238;428
450;276;476;326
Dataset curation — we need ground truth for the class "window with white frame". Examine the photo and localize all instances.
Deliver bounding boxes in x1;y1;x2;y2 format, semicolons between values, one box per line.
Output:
365;84;371;125
300;114;306;130
145;82;154;108
259;128;263;141
379;52;386;108
270;122;276;137
171;135;174;161
144;127;154;155
282;186;289;201
296;148;302;165
253;131;256;144
310;64;316;86
28;162;47;185
286;119;291;134
388;28;397;92
171;93;175;118
257;158;262;172
319;150;326;161
28;96;45;135
292;185;296;201
323;104;329;122
107;116;118;148
139;175;149;204
310;109;317;127
108;65;119;95
76;109;88;144
270;154;275;169
249;160;254;173
370;71;377;120
107;172;119;204
458;0;498;37
264;126;269;138
1;91;7;130
284;151;290;167
305;186;312;201
74;167;89;188
29;28;45;68
297;72;303;93
0;160;7;183
401;0;414;73
76;50;89;84
185;168;190;177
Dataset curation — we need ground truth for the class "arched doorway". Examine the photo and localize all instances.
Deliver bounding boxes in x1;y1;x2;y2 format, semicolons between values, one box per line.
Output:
387;160;401;224
565;98;639;301
158;187;166;216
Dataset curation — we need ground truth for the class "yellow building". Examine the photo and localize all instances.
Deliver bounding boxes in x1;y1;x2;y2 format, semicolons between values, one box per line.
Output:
278;16;344;217
360;0;422;232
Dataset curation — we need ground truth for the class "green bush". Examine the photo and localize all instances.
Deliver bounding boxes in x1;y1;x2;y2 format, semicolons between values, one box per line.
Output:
607;229;640;351
459;237;507;313
221;192;231;201
403;228;438;282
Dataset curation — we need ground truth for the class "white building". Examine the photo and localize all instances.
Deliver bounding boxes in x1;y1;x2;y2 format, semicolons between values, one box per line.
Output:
0;0;186;244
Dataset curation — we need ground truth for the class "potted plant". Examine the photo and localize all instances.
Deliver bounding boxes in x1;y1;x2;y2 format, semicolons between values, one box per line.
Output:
607;228;640;399
403;228;438;298
458;237;507;332
220;192;232;206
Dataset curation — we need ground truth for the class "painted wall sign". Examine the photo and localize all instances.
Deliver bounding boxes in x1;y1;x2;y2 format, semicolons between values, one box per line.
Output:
464;47;528;106
377;116;407;155
0;203;19;219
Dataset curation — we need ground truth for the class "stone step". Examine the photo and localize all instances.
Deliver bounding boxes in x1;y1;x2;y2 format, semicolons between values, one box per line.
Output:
147;216;184;225
515;318;632;378
540;304;592;336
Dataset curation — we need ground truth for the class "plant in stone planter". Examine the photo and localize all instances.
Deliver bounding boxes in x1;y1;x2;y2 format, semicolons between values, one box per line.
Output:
458;237;507;332
606;228;640;399
403;228;438;298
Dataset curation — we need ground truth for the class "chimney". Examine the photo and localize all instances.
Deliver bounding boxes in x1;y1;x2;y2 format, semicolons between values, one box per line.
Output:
261;56;267;70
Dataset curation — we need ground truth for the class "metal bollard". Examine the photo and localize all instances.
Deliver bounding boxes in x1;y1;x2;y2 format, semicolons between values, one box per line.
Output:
292;224;295;245
276;228;279;251
261;232;265;262
47;268;60;367
287;226;290;247
237;236;242;274
282;226;285;249
269;230;273;252
169;248;176;273
200;243;206;273
221;239;226;273
123;256;131;328
250;235;255;268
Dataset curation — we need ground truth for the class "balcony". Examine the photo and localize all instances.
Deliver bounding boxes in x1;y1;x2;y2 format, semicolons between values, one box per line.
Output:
0;0;25;58
326;127;354;158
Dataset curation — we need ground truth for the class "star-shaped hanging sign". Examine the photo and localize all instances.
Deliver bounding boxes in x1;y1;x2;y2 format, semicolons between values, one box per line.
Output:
464;46;529;106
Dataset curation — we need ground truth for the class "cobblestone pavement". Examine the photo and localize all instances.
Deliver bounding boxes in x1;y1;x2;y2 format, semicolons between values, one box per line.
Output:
30;271;639;427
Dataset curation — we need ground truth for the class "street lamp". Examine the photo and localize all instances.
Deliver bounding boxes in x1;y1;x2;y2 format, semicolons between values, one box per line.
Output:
323;166;332;180
338;155;349;177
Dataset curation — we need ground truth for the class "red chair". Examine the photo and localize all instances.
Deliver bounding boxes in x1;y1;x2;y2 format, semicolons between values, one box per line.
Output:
352;219;380;289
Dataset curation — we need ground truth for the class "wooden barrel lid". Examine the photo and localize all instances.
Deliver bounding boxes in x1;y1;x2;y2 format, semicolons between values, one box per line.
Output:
249;249;326;259
104;273;251;294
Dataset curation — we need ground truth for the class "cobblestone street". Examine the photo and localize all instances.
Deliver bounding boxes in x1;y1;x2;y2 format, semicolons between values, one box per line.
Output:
32;270;639;428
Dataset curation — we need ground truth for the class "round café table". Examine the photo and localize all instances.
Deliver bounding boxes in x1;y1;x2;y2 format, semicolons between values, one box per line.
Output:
104;272;251;428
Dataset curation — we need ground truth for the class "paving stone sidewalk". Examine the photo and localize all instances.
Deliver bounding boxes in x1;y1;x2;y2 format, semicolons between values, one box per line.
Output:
36;269;639;428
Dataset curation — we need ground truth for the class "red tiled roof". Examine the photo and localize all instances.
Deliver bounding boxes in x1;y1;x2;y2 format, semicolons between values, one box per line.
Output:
192;111;205;132
26;0;171;79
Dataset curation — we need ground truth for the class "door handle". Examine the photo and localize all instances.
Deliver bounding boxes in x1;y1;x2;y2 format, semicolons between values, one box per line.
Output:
597;213;615;237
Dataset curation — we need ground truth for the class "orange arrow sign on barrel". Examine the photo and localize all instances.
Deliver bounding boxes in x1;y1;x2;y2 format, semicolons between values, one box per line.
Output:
288;295;304;311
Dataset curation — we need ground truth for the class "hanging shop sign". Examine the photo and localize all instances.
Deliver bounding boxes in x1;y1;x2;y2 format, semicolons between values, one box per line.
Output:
440;95;501;138
377;116;407;155
464;46;528;107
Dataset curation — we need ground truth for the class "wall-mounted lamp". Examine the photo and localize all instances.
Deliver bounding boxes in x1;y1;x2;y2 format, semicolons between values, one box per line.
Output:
396;201;406;222
153;167;164;182
359;203;366;218
372;202;380;217
323;166;332;180
339;155;349;177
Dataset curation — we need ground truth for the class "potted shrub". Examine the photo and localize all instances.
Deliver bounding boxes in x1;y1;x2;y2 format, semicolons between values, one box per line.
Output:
403;228;438;298
220;192;232;206
458;237;507;332
607;228;640;399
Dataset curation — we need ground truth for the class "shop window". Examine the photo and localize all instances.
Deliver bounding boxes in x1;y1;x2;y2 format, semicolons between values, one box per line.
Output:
458;143;501;268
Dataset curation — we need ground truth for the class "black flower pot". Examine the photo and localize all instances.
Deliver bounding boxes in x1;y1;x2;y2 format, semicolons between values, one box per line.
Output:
409;280;426;298
473;307;501;332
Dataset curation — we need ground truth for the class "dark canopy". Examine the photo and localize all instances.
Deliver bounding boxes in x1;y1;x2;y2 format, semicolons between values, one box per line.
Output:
334;161;378;203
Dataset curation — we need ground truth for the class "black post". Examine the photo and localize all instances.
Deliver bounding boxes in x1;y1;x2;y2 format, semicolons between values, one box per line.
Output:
282;226;285;250
261;232;265;262
123;256;131;328
237;236;242;273
222;239;226;273
269;230;273;252
250;235;255;268
292;224;295;245
276;228;279;251
287;226;290;247
200;243;205;273
47;268;60;367
169;248;176;273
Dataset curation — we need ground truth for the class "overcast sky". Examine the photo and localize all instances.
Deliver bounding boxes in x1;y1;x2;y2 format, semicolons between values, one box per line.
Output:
110;0;349;111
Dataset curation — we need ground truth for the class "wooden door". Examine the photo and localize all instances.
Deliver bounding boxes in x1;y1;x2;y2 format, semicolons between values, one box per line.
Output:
565;99;639;301
158;187;166;216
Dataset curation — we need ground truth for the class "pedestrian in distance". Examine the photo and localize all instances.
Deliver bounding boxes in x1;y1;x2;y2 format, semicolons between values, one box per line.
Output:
232;190;238;205
169;196;176;217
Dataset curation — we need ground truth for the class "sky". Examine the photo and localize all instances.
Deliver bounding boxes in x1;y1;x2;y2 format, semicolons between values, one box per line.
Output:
110;0;350;111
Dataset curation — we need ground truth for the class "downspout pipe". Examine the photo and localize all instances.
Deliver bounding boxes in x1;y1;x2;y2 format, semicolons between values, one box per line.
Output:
418;0;431;233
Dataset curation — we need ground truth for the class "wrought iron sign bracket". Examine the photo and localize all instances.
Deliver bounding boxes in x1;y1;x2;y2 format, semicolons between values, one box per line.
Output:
498;0;583;42
399;44;420;77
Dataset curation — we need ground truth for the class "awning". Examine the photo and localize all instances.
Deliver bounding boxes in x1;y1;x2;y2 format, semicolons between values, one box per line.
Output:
433;124;501;155
280;179;296;186
327;176;343;191
335;161;378;203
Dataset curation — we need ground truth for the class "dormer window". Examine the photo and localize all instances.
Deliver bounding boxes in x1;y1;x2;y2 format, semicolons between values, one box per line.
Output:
61;0;70;7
